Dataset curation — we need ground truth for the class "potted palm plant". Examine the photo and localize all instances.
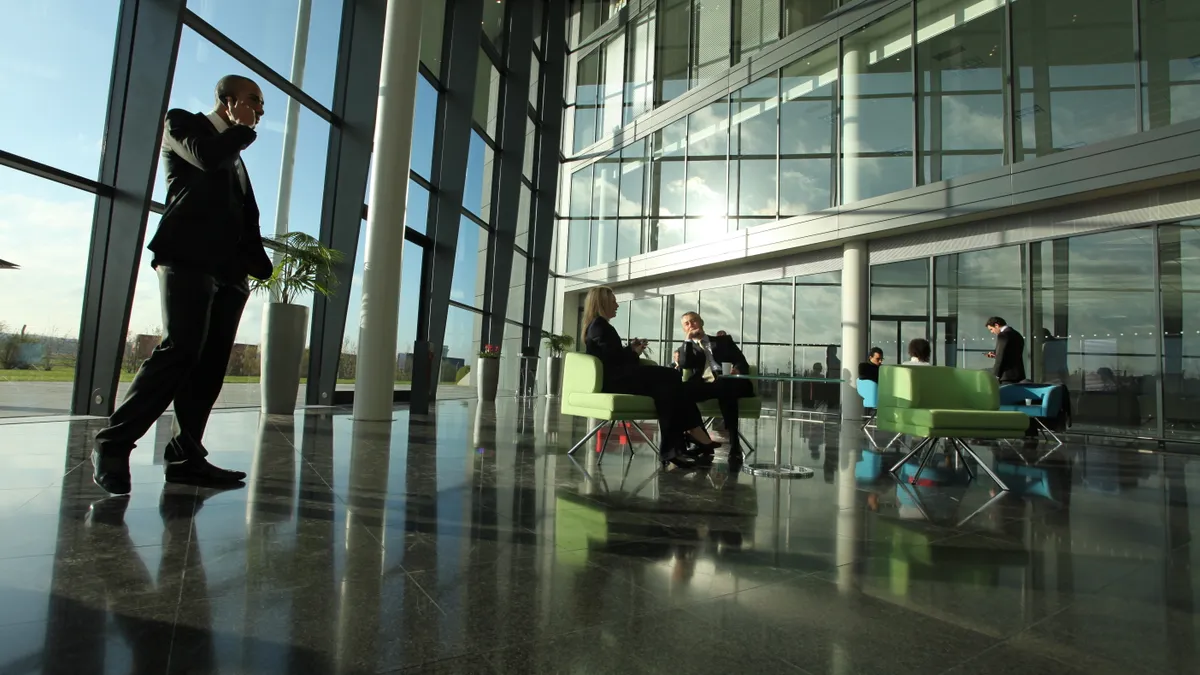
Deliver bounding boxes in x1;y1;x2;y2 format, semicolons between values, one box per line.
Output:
477;344;501;401
540;330;574;398
254;232;343;415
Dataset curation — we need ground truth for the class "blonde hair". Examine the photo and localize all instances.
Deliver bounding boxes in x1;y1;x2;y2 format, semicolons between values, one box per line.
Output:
582;286;617;332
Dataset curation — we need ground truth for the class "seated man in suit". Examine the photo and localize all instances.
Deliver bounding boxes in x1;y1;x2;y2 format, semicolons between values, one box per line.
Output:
858;347;884;382
673;311;755;465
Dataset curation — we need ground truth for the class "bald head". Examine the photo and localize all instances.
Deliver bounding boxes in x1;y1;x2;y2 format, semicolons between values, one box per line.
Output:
214;75;258;107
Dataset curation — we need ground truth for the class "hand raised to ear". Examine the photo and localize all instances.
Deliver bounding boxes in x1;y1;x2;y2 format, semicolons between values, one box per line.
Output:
716;330;728;337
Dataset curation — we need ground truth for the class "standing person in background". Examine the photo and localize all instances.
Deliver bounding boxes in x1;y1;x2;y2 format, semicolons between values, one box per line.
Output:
582;287;719;470
91;75;274;495
986;317;1026;383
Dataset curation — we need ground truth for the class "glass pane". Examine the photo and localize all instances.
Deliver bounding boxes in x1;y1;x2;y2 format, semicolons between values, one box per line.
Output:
529;56;541;111
570;165;593;218
917;0;1006;184
566;220;591;271
626;9;657;124
0;0;120;177
733;159;778;217
186;0;343;105
739;0;782;62
404;180;430;235
574;50;602;151
731;74;779;156
934;245;1024;371
652;219;685;251
658;0;693;103
651;160;686;218
441;305;482;387
601;33;627;138
421;0;446;77
411;75;439;180
870;259;929;363
784;0;837;37
590;220;617;266
463;132;494;222
630;298;663;341
655;117;688;158
338;236;426;389
482;0;507;52
744;283;761;342
759;282;794;344
0;169;97;417
593;155;620;219
687;102;730;158
523;117;537;180
474;48;502;140
1033;229;1156;436
698;285;743;340
619;143;647;218
451;218;488;308
1012;0;1137;160
1141;0;1200;130
1161;222;1200;439
617;220;641;260
780;44;837;214
507;251;527;323
695;0;732;84
685;159;727;220
842;10;914;203
516;184;532;244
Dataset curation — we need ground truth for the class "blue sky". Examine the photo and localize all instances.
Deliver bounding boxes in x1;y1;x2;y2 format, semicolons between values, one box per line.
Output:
0;0;484;362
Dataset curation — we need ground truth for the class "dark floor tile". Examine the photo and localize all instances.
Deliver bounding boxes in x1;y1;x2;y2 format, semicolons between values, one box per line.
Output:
941;641;1132;675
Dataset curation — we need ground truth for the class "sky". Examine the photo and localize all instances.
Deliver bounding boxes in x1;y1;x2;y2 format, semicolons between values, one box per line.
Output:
0;0;485;363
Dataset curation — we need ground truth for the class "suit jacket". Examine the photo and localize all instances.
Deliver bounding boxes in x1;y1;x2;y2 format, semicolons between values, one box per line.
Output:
676;334;750;380
993;327;1027;383
584;317;640;389
148;109;274;281
858;362;880;382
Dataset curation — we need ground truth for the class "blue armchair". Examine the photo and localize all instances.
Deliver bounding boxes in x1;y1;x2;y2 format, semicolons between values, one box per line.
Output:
999;383;1066;446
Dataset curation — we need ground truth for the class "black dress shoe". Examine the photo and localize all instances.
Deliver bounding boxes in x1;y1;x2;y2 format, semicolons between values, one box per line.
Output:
92;448;132;495
727;447;745;469
684;439;722;458
164;458;246;487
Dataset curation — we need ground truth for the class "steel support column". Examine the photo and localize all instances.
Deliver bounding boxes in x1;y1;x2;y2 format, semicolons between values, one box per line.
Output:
523;0;568;356
481;2;535;348
72;0;188;416
306;0;387;407
410;0;485;414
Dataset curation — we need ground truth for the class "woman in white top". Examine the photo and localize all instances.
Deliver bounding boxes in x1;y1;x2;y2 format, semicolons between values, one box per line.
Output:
906;337;932;366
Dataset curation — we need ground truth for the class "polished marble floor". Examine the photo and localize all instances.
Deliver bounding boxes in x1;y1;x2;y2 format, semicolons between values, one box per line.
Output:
0;398;1196;674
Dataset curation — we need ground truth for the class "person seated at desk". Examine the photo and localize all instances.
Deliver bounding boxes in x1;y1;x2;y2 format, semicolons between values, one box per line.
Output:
905;338;931;366
858;347;884;382
672;311;754;466
583;287;718;470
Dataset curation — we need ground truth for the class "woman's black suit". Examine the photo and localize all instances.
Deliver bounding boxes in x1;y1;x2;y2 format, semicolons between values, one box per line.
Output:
584;317;701;458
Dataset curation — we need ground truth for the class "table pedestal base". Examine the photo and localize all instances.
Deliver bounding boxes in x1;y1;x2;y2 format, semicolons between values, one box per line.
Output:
742;463;813;479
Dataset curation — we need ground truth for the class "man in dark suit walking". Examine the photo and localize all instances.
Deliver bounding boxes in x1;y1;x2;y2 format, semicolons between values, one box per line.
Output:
92;75;275;494
986;316;1027;384
673;311;755;466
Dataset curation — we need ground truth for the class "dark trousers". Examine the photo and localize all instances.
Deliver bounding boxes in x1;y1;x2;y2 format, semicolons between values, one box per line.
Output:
95;265;249;462
606;365;701;458
683;377;754;449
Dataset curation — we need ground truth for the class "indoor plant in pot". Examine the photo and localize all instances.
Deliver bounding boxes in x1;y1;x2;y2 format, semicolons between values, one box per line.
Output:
540;330;574;398
477;344;501;402
253;232;343;415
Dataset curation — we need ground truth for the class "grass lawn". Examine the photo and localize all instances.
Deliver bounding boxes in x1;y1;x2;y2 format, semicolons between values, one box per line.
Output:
1;368;408;386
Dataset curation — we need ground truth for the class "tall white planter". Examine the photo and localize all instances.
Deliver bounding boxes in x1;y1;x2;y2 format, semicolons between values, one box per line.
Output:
261;302;309;415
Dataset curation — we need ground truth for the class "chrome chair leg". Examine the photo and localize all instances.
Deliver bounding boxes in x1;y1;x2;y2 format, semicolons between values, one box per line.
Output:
910;439;938;484
953;438;1009;491
737;429;757;458
596;421;615;464
567;420;609;456
890;437;933;474
627;420;662;456
620;421;636;456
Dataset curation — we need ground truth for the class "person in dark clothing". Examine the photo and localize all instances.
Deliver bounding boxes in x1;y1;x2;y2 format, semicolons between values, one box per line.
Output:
673;311;754;466
858;347;884;382
986;316;1027;383
91;75;275;495
582;287;718;469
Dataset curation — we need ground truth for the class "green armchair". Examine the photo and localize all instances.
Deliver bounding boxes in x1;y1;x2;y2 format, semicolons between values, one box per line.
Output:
560;352;663;460
877;365;1029;491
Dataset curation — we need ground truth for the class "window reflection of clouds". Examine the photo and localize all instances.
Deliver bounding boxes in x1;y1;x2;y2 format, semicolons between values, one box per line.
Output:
630;298;663;340
699;285;742;337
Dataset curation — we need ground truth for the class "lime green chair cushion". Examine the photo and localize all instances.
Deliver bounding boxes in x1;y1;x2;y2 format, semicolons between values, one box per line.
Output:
876;365;1028;438
559;352;660;421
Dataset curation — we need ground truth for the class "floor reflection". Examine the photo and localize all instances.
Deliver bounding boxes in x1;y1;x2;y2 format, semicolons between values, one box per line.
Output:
0;398;1195;673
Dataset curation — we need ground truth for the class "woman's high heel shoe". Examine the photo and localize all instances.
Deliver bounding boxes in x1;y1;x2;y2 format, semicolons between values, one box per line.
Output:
684;439;722;457
661;452;698;471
